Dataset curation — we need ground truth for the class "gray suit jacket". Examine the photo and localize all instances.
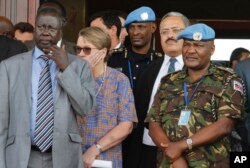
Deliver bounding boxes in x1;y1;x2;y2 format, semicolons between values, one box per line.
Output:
0;50;95;168
62;39;76;55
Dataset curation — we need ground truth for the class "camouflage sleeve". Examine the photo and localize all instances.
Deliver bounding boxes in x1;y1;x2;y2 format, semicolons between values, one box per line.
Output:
217;76;245;120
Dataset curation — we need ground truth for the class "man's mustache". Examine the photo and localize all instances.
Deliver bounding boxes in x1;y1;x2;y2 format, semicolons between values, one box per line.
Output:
165;38;178;43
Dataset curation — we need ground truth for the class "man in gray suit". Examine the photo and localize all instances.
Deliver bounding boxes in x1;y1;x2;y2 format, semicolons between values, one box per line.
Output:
24;0;76;54
0;7;95;168
38;0;76;55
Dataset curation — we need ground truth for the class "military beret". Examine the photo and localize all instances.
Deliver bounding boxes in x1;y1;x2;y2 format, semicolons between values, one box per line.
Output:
125;6;156;28
177;23;215;41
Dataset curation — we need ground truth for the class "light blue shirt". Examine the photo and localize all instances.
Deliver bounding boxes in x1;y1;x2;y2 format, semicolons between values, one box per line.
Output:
30;47;58;144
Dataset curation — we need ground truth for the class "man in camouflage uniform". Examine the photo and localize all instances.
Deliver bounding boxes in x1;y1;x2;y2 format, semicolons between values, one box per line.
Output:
147;23;245;168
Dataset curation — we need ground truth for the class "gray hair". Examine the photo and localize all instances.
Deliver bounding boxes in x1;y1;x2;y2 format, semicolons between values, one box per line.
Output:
161;11;190;27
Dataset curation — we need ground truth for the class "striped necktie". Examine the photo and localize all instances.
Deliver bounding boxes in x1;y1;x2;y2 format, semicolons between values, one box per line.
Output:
168;58;177;73
34;56;54;152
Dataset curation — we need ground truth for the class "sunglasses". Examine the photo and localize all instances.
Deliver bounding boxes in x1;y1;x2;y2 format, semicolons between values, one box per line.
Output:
74;46;98;55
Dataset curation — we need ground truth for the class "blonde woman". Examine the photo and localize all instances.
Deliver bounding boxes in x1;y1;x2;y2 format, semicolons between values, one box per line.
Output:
76;27;137;168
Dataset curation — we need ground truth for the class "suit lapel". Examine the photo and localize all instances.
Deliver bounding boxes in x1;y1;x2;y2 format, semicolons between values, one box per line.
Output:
55;81;61;104
148;57;164;92
20;51;33;108
54;54;75;104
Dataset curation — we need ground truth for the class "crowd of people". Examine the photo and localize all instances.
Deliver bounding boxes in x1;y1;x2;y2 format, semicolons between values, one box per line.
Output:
0;0;249;168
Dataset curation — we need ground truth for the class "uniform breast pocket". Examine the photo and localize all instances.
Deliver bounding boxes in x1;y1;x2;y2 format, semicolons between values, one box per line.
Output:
193;95;218;125
195;89;222;122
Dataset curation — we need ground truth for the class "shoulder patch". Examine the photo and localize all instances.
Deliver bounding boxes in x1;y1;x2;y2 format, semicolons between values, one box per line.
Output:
233;80;243;94
110;47;128;59
217;66;234;74
111;47;126;53
161;70;181;82
154;52;163;57
168;69;182;75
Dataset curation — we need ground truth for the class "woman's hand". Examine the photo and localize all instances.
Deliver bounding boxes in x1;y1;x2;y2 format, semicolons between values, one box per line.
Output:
86;51;105;68
82;145;100;168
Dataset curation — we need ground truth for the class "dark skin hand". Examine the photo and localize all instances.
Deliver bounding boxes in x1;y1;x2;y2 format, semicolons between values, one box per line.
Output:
43;44;69;71
159;118;235;163
172;156;188;168
161;140;187;163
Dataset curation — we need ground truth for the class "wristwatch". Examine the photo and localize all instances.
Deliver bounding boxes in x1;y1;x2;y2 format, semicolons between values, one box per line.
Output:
95;143;103;153
186;138;193;150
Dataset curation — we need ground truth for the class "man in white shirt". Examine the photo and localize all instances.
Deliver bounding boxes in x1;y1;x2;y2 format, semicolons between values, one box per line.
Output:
135;11;190;168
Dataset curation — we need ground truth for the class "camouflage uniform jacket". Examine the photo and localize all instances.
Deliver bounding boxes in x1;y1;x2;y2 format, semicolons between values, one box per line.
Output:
147;64;245;168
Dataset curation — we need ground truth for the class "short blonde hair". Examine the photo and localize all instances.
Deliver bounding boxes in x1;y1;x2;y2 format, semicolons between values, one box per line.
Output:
78;26;111;50
78;27;111;62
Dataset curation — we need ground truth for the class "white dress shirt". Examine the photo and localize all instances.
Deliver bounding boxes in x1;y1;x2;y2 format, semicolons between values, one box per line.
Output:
115;42;122;49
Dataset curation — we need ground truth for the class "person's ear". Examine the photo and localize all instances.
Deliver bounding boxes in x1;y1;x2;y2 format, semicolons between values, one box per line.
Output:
151;23;157;33
210;43;215;56
232;60;238;69
101;48;108;56
110;25;117;37
61;18;67;27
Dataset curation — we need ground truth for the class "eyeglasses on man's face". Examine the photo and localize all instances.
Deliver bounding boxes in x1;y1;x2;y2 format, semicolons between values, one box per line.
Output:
74;46;98;55
160;27;184;36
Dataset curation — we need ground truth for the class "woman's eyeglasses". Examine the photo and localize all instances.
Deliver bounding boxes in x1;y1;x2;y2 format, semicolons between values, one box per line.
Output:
74;46;98;55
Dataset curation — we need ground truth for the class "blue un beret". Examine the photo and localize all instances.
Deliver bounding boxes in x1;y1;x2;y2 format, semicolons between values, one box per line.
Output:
177;23;215;41
125;6;156;28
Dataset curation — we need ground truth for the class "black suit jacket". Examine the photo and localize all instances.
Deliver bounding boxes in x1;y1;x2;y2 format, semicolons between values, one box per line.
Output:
0;35;27;62
134;56;165;123
121;56;164;168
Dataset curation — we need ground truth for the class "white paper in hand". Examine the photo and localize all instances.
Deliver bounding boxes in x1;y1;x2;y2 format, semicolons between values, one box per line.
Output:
92;159;112;168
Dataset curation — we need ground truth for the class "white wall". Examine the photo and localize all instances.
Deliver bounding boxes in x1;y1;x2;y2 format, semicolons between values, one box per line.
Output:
212;39;250;61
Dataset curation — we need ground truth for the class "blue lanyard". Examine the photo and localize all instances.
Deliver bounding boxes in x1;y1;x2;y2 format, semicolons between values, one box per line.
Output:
127;60;150;89
183;78;203;108
127;60;134;88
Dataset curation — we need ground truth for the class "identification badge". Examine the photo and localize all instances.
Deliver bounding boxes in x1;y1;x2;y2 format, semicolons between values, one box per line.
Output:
178;109;191;126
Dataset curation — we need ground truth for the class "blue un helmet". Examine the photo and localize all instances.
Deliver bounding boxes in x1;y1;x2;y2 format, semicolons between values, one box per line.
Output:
125;6;156;28
177;23;215;41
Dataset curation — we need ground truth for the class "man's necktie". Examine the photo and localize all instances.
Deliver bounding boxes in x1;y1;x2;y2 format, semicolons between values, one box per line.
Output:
34;56;54;152
168;58;177;73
